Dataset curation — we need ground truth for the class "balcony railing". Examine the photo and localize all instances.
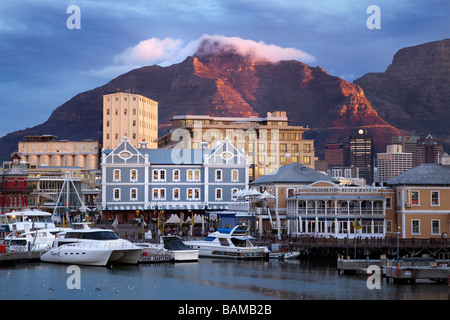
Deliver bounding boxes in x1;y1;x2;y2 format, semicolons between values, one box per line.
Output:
294;207;384;216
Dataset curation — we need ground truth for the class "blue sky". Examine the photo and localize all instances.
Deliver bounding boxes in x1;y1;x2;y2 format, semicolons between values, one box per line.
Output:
0;0;448;137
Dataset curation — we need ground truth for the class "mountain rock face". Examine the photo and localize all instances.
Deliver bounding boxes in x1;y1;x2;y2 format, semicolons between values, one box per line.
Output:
0;41;404;161
354;39;450;143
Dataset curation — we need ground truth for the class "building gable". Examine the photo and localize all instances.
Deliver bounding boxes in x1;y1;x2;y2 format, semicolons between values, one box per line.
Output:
205;138;247;166
103;136;145;165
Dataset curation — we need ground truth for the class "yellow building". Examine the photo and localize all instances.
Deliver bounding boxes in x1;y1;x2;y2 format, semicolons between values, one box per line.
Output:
158;111;315;181
386;153;450;239
103;91;158;150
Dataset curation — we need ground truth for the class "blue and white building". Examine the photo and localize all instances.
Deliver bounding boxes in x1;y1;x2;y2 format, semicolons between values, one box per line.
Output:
101;137;249;224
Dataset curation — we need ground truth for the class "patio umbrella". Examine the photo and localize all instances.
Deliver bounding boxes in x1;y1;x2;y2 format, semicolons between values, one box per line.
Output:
258;190;275;199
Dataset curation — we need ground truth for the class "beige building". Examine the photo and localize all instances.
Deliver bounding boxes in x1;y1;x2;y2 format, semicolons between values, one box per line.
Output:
18;135;99;170
103;91;158;150
158;111;315;181
386;153;450;239
377;144;412;183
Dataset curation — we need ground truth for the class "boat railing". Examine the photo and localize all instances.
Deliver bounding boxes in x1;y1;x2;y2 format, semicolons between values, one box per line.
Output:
62;241;138;250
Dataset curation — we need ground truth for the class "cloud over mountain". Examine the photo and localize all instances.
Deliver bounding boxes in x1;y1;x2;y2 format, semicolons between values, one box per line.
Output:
87;34;316;78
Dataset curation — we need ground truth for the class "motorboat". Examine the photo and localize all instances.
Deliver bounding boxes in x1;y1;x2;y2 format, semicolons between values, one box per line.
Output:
136;236;199;262
3;227;71;252
40;223;142;267
269;250;300;260
185;224;269;259
0;209;55;234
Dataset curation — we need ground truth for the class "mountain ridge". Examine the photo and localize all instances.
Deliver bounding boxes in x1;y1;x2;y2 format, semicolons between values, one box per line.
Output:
0;45;408;161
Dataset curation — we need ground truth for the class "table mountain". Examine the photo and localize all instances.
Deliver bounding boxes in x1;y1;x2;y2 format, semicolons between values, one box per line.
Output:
0;41;404;161
354;39;450;144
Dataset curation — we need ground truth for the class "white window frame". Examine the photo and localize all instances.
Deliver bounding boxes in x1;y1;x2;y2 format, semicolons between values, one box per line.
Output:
431;219;440;236
173;188;180;201
215;188;223;201
231;188;238;201
152;188;166;200
130;188;138;201
231;169;239;182
113;169;121;182
113;188;121;201
385;197;392;209
152;169;166;182
411;190;420;206
187;188;201;200
173;169;180;182
430;191;440;206
130;169;138;182
187;169;201;182
411;219;420;235
215;169;223;182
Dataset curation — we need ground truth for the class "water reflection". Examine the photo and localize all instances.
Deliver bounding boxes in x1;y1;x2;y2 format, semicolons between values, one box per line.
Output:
0;259;448;300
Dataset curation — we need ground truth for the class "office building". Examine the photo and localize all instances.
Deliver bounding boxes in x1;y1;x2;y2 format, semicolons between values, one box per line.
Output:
377;145;412;183
392;135;419;167
416;134;444;165
349;129;374;185
324;142;349;167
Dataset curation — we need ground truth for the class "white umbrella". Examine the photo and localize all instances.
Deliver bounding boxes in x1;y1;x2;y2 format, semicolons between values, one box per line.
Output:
165;214;181;224
259;190;275;199
248;189;262;196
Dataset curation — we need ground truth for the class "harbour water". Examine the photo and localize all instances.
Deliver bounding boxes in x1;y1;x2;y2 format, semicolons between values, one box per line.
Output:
0;259;448;301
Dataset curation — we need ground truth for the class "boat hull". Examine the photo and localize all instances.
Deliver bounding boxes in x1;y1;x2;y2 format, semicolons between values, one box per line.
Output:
168;250;199;262
186;243;267;260
40;246;113;267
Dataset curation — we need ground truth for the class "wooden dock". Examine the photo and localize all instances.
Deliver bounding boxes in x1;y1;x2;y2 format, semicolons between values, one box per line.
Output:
0;251;42;264
337;257;450;284
256;236;450;260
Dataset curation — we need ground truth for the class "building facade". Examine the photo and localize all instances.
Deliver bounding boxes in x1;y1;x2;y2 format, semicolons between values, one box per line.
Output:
377;144;412;183
416;134;444;165
18;135;99;170
392;135;419;167
103;92;158;150
386;154;450;239
101;137;249;223
250;163;339;235
0;153;28;213
286;181;395;239
157;111;315;181
349;129;374;185
325;142;349;167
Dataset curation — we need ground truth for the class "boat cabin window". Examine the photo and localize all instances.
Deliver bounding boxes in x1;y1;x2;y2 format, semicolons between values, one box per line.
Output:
219;238;230;246
231;238;253;247
204;236;216;242
65;231;119;240
10;239;27;246
7;216;22;223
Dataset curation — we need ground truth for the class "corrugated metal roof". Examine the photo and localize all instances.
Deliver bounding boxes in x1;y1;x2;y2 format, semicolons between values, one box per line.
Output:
386;163;450;185
250;163;339;185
